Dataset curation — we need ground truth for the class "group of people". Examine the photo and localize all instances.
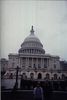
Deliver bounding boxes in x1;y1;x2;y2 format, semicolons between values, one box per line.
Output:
33;81;52;100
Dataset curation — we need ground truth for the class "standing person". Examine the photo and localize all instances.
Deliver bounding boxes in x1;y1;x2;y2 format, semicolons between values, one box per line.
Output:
43;81;53;100
33;82;44;100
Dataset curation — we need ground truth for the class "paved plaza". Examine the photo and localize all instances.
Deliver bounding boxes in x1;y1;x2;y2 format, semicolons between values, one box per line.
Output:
1;89;67;100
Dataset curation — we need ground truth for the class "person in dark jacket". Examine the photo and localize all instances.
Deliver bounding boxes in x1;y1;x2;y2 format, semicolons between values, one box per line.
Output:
43;81;53;100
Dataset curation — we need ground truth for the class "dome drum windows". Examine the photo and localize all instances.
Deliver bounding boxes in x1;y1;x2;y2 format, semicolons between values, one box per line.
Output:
19;48;45;54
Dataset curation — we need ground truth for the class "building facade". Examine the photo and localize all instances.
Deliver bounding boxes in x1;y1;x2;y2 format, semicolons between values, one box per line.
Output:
1;26;67;81
0;58;8;72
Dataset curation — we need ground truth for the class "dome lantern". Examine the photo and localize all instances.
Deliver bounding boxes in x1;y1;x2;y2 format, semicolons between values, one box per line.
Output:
30;26;34;35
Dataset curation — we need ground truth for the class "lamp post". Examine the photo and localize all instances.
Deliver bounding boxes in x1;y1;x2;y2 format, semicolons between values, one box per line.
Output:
15;66;20;89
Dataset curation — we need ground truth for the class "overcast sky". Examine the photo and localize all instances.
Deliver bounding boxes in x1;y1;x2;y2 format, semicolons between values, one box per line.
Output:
1;0;67;61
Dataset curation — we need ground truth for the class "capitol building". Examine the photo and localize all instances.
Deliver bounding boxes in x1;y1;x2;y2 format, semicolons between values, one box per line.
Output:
1;26;67;84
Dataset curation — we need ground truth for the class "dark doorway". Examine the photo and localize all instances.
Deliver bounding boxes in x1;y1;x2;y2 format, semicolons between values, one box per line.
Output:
46;73;50;79
30;73;34;79
62;74;65;80
38;73;42;79
54;74;57;80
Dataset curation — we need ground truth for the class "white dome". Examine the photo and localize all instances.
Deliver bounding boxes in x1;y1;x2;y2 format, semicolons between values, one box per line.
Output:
19;26;45;54
24;32;41;43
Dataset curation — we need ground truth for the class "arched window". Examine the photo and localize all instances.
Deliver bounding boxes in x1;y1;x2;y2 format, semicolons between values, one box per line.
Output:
9;73;13;79
22;73;27;79
62;74;65;80
38;73;42;79
54;74;57;80
45;73;50;79
30;73;34;79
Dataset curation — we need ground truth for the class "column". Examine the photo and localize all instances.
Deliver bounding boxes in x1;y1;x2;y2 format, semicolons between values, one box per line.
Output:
28;57;29;68
26;57;29;69
42;58;44;68
20;58;22;68
41;58;42;69
32;58;33;68
36;58;38;69
48;59;49;67
47;58;49;70
26;57;27;69
19;58;20;68
47;58;49;67
42;58;44;69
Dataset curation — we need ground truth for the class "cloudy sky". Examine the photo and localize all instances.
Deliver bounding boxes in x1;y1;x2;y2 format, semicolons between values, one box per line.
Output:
1;0;67;60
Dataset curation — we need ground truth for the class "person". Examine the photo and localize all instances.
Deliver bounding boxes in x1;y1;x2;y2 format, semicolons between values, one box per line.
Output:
33;82;44;100
43;81;53;100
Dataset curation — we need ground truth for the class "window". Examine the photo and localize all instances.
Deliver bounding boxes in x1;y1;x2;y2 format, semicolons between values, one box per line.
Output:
9;73;13;79
13;57;15;61
22;66;25;67
62;74;65;80
32;49;33;53
30;49;31;53
38;64;41;68
30;73;34;79
33;64;37;69
54;74;57;80
33;64;35;67
23;73;26;75
38;73;42;79
54;59;56;63
54;64;56;69
44;64;47;68
29;66;31;68
12;62;14;67
46;73;50;79
23;50;24;53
